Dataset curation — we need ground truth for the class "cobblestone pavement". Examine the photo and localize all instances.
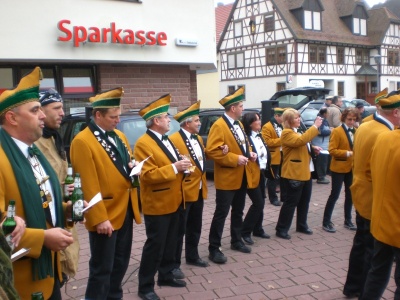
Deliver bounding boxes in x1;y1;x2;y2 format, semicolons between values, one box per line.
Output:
61;177;396;299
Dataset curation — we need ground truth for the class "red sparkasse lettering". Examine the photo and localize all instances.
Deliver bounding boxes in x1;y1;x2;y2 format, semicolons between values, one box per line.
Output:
57;20;168;47
157;32;167;46
88;27;101;43
146;31;156;45
111;22;123;43
73;26;88;47
135;30;146;45
123;29;135;44
57;19;72;42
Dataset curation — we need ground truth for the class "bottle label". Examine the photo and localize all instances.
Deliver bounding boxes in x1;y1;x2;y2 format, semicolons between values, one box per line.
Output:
73;199;84;219
5;234;14;251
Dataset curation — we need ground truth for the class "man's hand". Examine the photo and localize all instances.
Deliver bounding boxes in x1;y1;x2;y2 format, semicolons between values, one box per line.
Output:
95;220;114;237
11;216;26;248
43;228;74;251
237;155;249;166
174;160;192;172
312;146;323;155
63;183;74;197
65;200;90;223
219;145;229;155
249;152;257;162
314;116;323;128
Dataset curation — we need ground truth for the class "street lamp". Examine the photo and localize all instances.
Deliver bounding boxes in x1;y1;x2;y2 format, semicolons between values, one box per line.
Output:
374;54;382;93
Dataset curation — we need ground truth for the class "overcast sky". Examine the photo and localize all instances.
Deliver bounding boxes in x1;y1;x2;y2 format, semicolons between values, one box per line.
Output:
214;0;386;8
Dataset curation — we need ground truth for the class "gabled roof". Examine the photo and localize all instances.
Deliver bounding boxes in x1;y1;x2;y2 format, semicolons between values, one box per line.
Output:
215;3;234;45
271;0;372;46
367;7;397;45
373;0;400;19
337;0;368;18
355;64;378;76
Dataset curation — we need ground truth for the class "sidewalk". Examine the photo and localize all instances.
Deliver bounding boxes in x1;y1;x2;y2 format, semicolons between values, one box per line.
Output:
62;178;396;299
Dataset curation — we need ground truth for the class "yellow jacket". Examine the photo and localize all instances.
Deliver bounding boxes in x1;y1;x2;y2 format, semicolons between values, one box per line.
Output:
134;131;184;215
370;130;400;247
205;116;259;190
328;125;353;173
261;121;282;165
70;127;141;231
0;147;63;300
280;126;319;181
351;119;391;220
169;130;208;202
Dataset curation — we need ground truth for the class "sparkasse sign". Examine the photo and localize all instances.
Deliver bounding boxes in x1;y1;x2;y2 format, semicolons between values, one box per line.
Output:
57;19;168;47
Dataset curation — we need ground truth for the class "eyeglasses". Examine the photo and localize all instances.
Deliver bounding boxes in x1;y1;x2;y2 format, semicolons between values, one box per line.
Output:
346;118;357;121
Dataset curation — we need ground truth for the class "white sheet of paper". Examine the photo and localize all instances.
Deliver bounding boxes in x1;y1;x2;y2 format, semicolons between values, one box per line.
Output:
320;150;329;155
11;248;30;262
81;192;103;213
130;156;152;176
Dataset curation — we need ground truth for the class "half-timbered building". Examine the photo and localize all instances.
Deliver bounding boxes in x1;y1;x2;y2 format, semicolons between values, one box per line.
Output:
217;0;400;108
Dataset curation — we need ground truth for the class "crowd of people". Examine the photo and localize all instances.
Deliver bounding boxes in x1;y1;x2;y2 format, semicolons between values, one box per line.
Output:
0;66;399;300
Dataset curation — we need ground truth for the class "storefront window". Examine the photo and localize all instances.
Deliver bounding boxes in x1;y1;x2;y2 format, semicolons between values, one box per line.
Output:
0;68;13;94
62;68;94;94
21;68;56;91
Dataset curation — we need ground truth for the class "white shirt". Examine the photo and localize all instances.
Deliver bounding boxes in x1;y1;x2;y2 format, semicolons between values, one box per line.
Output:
13;137;57;226
250;131;268;170
182;128;203;189
149;129;178;174
224;113;247;152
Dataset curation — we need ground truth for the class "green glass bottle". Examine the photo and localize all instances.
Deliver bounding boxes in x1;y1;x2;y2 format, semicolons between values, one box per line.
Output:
2;200;16;251
71;173;84;222
31;291;44;300
131;159;140;188
64;164;74;201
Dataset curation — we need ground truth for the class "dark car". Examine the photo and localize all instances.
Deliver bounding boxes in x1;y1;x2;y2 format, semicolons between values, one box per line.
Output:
60;111;180;162
199;108;260;173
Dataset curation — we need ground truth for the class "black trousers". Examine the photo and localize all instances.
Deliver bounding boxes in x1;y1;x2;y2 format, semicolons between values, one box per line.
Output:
209;175;247;253
138;209;180;294
315;153;329;179
322;171;353;226
175;191;204;266
85;203;134;300
242;171;266;236
276;177;312;234
343;212;374;296
267;164;280;203
361;239;400;300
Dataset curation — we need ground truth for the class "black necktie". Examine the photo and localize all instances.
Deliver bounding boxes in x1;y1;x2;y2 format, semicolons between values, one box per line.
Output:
233;121;239;125
162;135;168;141
106;130;117;138
256;133;261;138
190;134;197;140
28;146;40;157
348;128;355;134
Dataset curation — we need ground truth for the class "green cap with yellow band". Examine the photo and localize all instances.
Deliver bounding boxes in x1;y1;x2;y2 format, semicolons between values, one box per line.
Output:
174;100;201;122
377;89;400;109
89;87;123;108
273;107;286;115
0;66;42;116
219;87;245;107
139;94;171;121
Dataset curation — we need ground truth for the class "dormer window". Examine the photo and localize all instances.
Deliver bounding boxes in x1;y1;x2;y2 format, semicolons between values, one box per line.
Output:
304;10;321;31
291;0;323;31
353;6;367;36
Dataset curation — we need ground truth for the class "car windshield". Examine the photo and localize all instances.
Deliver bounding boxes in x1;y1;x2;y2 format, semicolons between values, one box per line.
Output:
301;108;318;122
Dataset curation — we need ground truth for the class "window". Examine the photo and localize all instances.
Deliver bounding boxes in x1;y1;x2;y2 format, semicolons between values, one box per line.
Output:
234;21;243;37
0;68;13;94
277;47;287;64
338;82;344;97
277;82;286;92
309;45;326;63
266;48;276;65
353;6;367;36
388;50;400;66
227;52;245;69
264;14;274;32
337;47;345;64
356;49;369;65
61;68;95;95
228;85;236;95
304;10;321;31
21;68;56;91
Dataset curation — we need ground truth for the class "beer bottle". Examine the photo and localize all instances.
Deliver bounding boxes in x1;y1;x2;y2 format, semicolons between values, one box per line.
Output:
131;159;140;188
71;173;84;222
2;200;16;251
31;291;44;300
64;164;74;201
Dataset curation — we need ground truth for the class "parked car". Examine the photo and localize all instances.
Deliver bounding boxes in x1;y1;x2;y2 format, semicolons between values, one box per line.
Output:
299;107;319;129
350;98;377;114
60;111;180;162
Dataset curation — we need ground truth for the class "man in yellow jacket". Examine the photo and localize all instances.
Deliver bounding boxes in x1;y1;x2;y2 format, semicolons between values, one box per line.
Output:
206;87;258;264
170;100;210;274
71;87;141;299
134;94;192;300
343;88;400;298
360;90;400;299
0;67;74;299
